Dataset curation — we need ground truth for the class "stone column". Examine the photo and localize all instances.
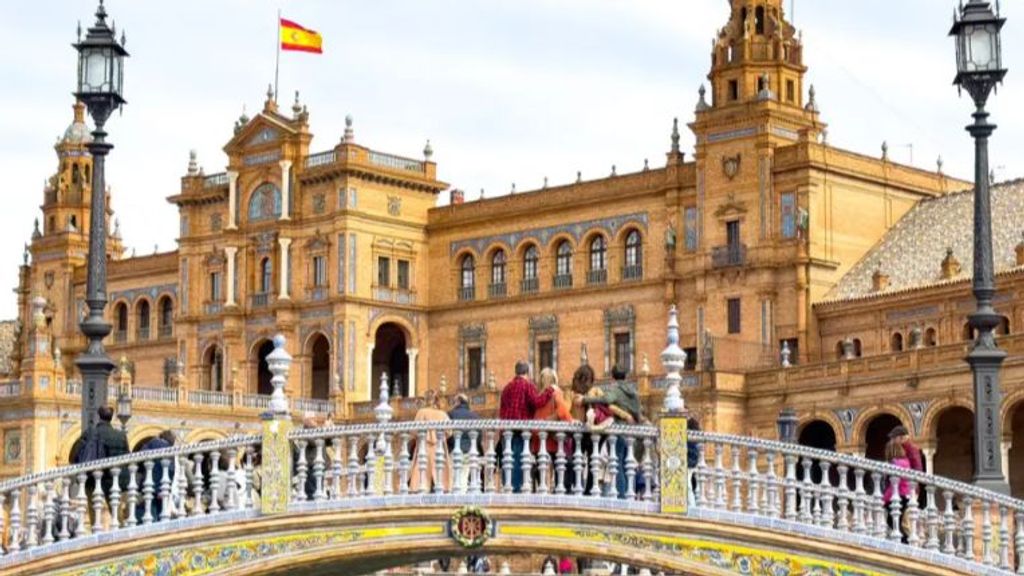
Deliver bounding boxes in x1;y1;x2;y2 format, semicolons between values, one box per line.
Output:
921;447;936;473
366;344;375;399
224;246;238;306
278;237;292;299
279;160;293;221
226;171;239;229
407;348;419;398
1001;441;1012;481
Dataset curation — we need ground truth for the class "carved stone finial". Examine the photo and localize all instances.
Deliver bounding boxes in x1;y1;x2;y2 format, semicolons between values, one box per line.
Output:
543;176;548;189
941;247;961;279
660;305;687;414
580;342;589;366
342;114;354;143
576;171;582;183
670;117;681;154
805;84;819;112
33;218;41;239
610;165;617;177
292;90;302;118
375;372;393;424
937;155;944;174
881;141;889;161
266;334;292;415
187;149;199;176
439;373;448;396
643;158;649;171
510;182;516;194
696;84;710;112
780;341;792;368
423;139;434;160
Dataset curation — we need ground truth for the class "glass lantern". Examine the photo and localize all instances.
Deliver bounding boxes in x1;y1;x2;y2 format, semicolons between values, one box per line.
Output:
73;2;129;112
950;1;1006;92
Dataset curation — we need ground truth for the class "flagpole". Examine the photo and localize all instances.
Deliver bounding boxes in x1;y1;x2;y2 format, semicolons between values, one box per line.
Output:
274;8;281;103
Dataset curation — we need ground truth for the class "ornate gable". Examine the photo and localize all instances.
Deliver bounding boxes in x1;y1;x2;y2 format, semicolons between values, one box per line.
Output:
223;113;297;155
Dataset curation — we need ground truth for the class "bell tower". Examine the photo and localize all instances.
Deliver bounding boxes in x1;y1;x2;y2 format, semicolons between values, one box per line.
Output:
43;101;94;238
707;0;806;111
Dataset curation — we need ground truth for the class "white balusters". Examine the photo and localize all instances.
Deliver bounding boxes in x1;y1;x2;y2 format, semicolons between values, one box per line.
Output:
962;496;975;561
452;431;465;495
536;431;550;494
124;464;139;527
729;446;743;511
836;464;850;531
924;485;940;550
207;452;221;513
624;436;638;500
332;437;345;499
906;481;921;548
942;490;957;555
484;430;497;494
397;433;411;495
225;448;239;510
999;505;1011;570
107;469;122;530
25;484;39;548
745;448;759;515
852;467;867;534
313;439;326;501
9;488;22;551
783;454;797;521
553;433;566;495
468;430;482;494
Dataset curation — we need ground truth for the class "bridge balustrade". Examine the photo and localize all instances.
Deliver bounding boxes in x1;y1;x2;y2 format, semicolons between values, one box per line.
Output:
1;423;1024;575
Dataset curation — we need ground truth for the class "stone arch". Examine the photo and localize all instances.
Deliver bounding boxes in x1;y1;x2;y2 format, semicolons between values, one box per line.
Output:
58;424;83;466
580;227;610;248
921;397;975;442
482;241;513;263
184;428;228;444
798;418;839;452
890;332;904;352
112;299;130;335
157;293;175;336
931;405;974;483
134;297;153;340
368;315;418;349
514;238;540;259
201;341;226;392
128;425;167;451
305;331;332;401
251;337;276;396
247;182;282;222
451;247;480;266
1005;398;1024;498
851;405;912;452
545;232;576;253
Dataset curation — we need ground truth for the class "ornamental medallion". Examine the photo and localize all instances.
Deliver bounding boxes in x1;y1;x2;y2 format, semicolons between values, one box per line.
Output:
450;506;491;548
722;153;741;180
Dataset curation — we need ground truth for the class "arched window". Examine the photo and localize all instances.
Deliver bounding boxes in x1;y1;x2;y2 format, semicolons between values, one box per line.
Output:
115;302;128;343
624;230;643;280
71;164;80;186
158;297;174;338
136;300;151;340
755;6;766;35
589;236;607;271
491;250;506;286
522;245;539;294
925;327;937;347
853;338;863;358
260;258;273;293
999;316;1012;336
891;332;904;353
459;254;476;301
248;183;282;222
523;245;539;280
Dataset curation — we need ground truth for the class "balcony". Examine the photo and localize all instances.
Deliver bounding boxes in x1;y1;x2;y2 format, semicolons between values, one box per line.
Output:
158;324;173;339
520;277;539;295
204;302;223;315
553;274;573;290
622;264;644;281
251;293;273;309
307;286;328;302
458;286;476;302
114;330;127;345
712;244;747;268
488;283;507;299
136;326;151;341
587;269;607;285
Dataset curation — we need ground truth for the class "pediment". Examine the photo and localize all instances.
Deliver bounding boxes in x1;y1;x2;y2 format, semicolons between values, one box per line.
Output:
713;193;748;219
224;113;297;154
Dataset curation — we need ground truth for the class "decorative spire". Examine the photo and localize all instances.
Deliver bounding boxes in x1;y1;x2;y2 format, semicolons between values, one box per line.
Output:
805;84;819;112
113;218;121;239
375;372;393;424
479;188;486;200
543;176;548;189
187;149;199;175
423;139;434;160
576;171;582;184
610;165;617;177
937;155;944;174
32;218;41;239
266;334;292;415
22;244;29;266
580;342;589;366
670;117;680;154
292;90;302;118
95;0;108;25
643;158;649;171
660;305;687;414
510;182;516;194
881;141;889;161
343;114;354;143
76;20;82;43
696;84;710;112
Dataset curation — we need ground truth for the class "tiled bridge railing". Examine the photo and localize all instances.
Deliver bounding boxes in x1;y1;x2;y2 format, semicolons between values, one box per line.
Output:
0;419;1023;574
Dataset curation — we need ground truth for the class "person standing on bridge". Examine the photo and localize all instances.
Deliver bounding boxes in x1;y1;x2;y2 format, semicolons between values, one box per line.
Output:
448;393;481;491
500;360;554;493
410;389;452;492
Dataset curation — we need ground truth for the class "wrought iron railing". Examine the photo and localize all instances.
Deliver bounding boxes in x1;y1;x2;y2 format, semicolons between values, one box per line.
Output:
458;286;475;302
587;269;607;285
488;283;507;298
553;274;573;289
520;277;539;295
712;244;746;268
114;330;127;345
250;293;273;309
157;324;173;339
622;264;643;281
0;382;21;398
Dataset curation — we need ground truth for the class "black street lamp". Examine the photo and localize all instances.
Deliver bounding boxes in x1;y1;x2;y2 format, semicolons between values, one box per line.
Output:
116;387;132;431
950;0;1009;493
776;407;799;444
72;0;129;437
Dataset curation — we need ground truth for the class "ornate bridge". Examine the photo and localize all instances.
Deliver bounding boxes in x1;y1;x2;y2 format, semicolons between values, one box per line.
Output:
0;416;1021;576
1;333;1023;576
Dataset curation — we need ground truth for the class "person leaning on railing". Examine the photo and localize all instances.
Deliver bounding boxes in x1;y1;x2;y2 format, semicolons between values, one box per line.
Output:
499;360;555;493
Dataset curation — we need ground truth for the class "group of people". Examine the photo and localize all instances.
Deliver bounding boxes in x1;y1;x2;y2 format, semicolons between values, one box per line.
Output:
402;360;645;495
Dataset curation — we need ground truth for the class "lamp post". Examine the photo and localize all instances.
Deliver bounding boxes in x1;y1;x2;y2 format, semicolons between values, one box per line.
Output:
116;387;132;431
776;408;798;444
73;0;129;437
950;0;1009;493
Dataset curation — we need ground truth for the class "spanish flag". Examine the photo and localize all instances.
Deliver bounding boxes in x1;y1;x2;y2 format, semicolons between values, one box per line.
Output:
280;18;323;54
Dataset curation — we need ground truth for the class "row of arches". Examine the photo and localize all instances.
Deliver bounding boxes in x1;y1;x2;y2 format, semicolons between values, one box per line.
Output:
197;321;412;400
797;404;1024;498
458;229;643;298
834;317;1013;359
112;295;174;343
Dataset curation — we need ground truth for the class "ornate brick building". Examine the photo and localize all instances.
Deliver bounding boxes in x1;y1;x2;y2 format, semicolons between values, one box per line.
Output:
5;0;1024;495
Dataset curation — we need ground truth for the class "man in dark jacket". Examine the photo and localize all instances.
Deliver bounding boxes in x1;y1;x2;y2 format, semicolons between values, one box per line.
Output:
448;394;480;491
136;430;176;521
579;366;641;498
92;406;129;497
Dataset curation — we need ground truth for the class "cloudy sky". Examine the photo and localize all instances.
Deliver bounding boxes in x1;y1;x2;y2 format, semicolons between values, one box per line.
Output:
0;0;1021;319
